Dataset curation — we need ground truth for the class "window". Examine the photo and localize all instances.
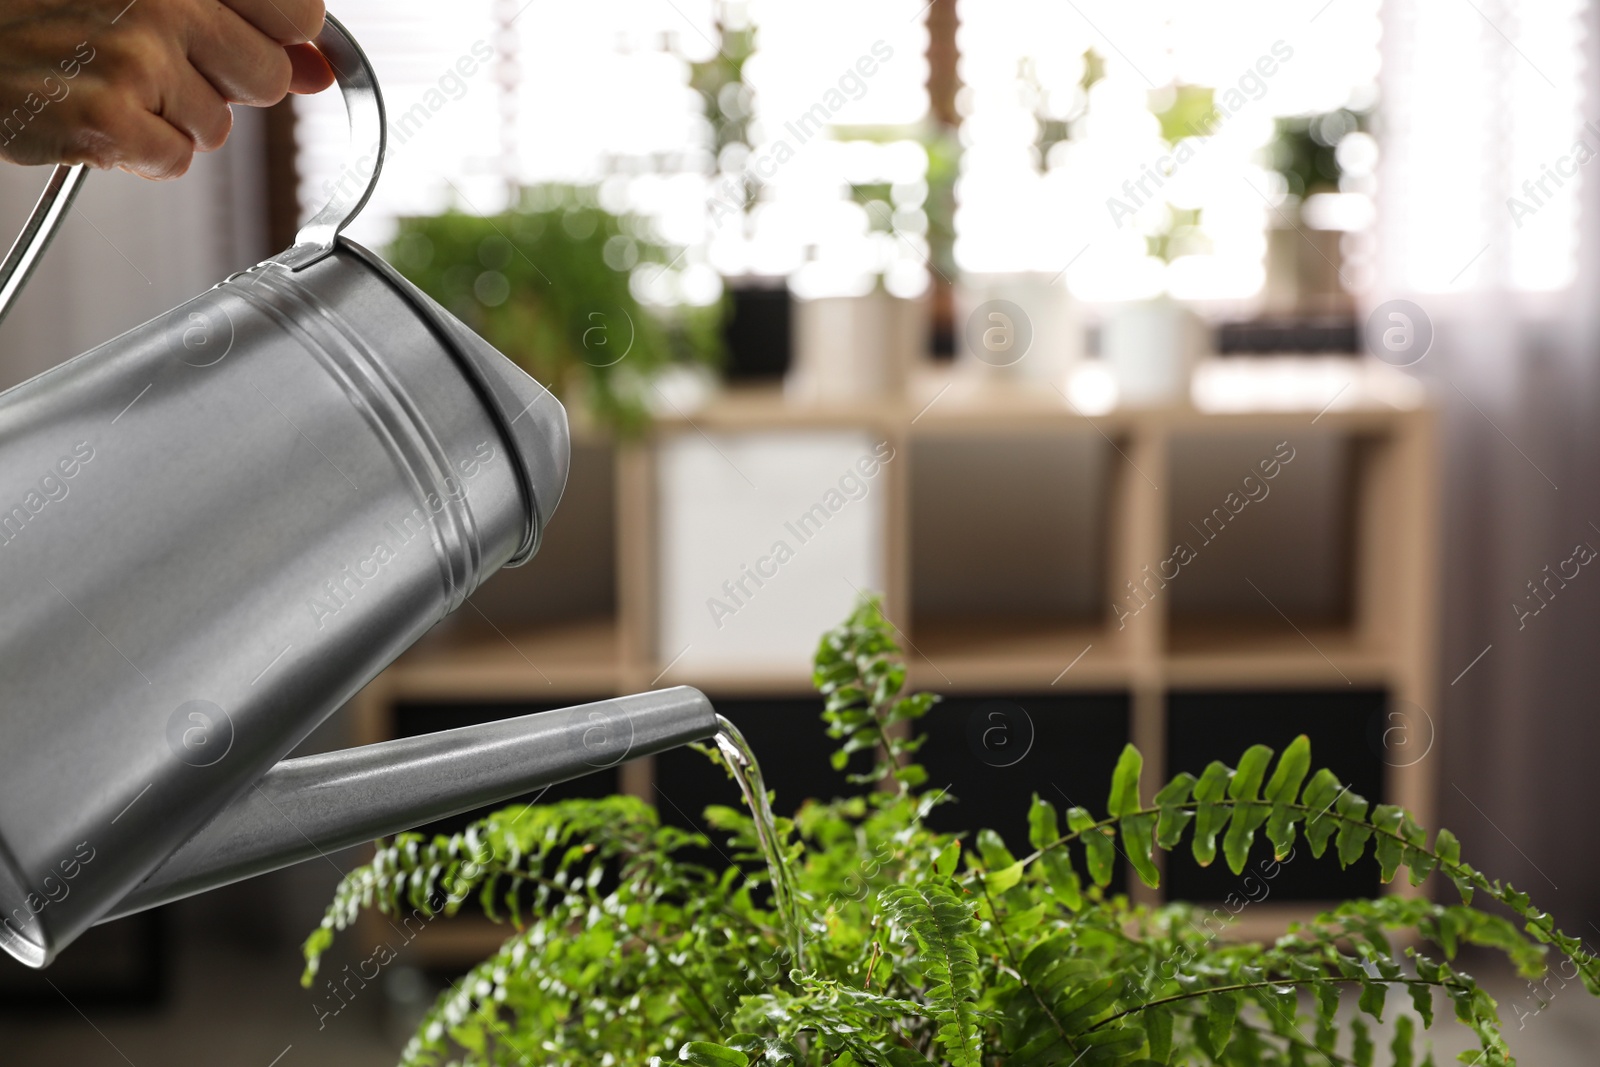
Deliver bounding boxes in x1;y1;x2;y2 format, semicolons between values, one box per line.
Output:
1381;0;1586;293
952;0;1383;305
297;1;1583;306
296;1;930;307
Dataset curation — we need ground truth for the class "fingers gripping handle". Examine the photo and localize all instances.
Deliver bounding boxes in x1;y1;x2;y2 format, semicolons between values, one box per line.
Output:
274;13;387;270
0;13;386;318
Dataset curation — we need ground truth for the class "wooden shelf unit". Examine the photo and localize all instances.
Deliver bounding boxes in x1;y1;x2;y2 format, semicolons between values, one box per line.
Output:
350;365;1439;964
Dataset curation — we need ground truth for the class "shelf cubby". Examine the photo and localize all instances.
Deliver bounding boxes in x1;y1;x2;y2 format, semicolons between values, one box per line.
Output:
907;432;1108;620
1163;430;1353;628
905;430;1114;690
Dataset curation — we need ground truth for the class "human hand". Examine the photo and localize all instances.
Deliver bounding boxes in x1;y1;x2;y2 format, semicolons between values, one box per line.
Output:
0;0;335;180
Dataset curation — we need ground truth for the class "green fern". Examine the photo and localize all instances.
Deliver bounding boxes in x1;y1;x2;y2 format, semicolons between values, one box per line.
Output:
304;592;1599;1067
814;593;937;791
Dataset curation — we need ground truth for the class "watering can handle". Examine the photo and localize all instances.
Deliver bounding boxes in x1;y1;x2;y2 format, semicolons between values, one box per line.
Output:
273;12;387;270
0;160;88;329
0;14;386;324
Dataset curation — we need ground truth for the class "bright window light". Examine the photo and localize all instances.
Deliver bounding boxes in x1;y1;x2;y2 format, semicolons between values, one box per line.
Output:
1383;0;1585;293
953;0;1382;304
298;0;929;302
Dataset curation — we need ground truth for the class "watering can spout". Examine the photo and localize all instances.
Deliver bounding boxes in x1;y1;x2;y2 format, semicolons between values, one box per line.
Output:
101;687;720;923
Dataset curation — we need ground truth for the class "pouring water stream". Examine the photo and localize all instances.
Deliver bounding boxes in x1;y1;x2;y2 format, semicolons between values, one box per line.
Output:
711;714;807;971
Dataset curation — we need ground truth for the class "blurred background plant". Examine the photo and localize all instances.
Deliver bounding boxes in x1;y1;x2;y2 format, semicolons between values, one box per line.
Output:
1267;107;1371;206
1141;84;1216;266
690;1;756;209
388;185;724;434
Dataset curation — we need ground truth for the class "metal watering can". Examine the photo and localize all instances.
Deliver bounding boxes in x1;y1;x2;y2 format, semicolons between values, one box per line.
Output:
0;16;718;968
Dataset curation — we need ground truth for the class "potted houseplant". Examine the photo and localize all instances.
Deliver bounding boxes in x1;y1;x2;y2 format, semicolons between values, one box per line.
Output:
1260;108;1370;317
1096;85;1217;405
389;185;724;435
305;595;1594;1066
787;162;933;404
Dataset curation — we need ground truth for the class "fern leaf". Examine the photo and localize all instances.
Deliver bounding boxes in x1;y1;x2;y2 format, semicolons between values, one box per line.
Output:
1122;812;1161;889
1264;735;1311;858
1335;789;1374;867
977;827;1017;871
880;884;985;1067
1076;1025;1147;1066
1198;989;1241;1058
1358;977;1386;1021
1152;772;1196;849
1144;1004;1173;1062
1108;745;1143;817
679;1041;749;1066
1264;735;1312;804
1407;980;1435;1028
1222;745;1273;875
1313;984;1340;1053
1351;1016;1374;1067
1190;761;1233;867
1041;846;1083;912
1391;1012;1416;1067
1061;807;1113;887
1301;768;1344;857
1028;794;1060;851
1371;803;1407;882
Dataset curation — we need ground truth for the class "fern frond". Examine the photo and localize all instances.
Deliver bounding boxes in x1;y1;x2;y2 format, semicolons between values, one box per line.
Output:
814;593;938;790
301;795;679;984
880;883;985;1067
1005;737;1600;992
959;735;1598;1067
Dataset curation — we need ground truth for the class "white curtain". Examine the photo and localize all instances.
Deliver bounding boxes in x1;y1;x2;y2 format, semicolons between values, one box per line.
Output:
1380;0;1600;920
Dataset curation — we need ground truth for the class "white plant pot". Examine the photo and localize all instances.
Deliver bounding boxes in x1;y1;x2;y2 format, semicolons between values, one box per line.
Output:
955;273;1082;384
787;289;923;403
1101;297;1210;406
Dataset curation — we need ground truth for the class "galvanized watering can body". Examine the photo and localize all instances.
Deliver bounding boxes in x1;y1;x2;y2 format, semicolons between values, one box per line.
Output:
0;17;719;968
